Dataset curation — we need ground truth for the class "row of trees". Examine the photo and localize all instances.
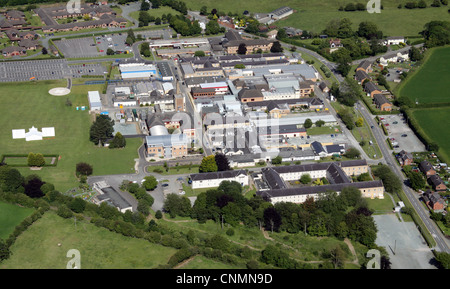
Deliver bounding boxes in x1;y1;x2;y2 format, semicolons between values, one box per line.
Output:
164;180;380;248
89;114;126;149
199;153;231;173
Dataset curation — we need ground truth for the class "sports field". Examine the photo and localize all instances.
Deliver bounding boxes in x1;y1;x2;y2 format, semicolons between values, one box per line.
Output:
0;80;141;192
0;212;177;269
399;46;450;105
183;0;449;36
411;107;450;164
0;202;35;239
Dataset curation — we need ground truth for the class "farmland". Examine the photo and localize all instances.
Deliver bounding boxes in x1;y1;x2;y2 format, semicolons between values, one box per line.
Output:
411;107;450;163
0;80;141;192
183;0;449;36
398;46;450;105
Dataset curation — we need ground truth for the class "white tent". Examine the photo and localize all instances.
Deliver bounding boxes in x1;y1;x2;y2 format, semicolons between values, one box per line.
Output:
42;127;55;137
12;129;26;139
25;126;43;141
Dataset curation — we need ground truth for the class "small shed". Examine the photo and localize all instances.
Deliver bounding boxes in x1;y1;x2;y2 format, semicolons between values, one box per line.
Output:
88;91;102;111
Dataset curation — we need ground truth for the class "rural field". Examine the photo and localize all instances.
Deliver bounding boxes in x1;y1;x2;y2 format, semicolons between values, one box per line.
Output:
0;80;141;193
398;46;450;105
0;202;35;239
0;212;177;269
411;107;450;164
183;0;449;36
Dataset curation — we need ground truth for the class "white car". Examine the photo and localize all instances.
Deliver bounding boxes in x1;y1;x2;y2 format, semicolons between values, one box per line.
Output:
179;191;185;195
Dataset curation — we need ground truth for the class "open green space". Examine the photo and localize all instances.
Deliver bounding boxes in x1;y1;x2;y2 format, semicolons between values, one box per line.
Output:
183;0;448;36
129;6;182;22
0;211;177;269
0;202;35;239
411;107;450;163
398;46;450;105
0;80;141;192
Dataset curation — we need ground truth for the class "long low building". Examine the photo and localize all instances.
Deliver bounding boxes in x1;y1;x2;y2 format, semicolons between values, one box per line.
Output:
255;159;384;204
257;180;384;204
189;170;249;189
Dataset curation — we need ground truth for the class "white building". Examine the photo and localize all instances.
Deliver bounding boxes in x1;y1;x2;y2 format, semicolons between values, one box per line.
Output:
384;37;405;46
189;170;249;189
119;63;157;80
88;91;102;111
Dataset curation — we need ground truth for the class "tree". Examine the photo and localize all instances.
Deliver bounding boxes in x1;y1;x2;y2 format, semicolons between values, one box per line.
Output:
76;162;93;176
373;165;402;193
344;147;361;159
418;0;427;8
270;41;283;53
0;239;10;262
215;153;231;171
271;156;282;165
199;155;218;173
69;197;86;213
357;21;382;40
355;117;364;127
409;46;423;61
109;132;126;149
194;50;205;57
300;174;312;184
106;48;115;55
406;170;426;190
89;114;114;146
303;118;313;129
237;43;247;55
27;152;45;167
164;193;192;217
142;175;158;191
200;5;208;15
24;176;45;198
276;28;287;40
0;166;24;193
42;47;48;55
263;207;282;233
315;120;325;127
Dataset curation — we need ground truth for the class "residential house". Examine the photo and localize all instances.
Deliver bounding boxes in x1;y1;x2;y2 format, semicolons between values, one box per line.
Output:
356;60;373;73
319;82;329;93
373;94;392;111
422;190;447;211
364;82;382;98
2;46;26;57
384;36;405;46
428;175;447;192
396;150;413;166
329;38;343;52
18;39;39;50
355;70;371;84
419;160;436;177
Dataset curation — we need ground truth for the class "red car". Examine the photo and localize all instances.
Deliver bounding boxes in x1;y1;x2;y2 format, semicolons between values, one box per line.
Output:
385;123;389;126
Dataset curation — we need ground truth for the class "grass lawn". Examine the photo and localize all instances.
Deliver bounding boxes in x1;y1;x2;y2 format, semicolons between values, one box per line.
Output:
129;6;182;22
183;0;448;36
0;211;177;269
0;80;141;192
411;107;450;164
351;110;382;160
398;46;450;105
178;254;246;269
0;202;35;239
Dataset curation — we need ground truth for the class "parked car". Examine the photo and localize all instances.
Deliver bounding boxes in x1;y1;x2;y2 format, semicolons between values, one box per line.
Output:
162;183;169;187
401;134;408;137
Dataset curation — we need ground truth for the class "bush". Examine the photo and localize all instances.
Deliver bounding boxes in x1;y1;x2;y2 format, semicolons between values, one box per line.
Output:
57;205;74;219
76;162;93;176
226;228;235;236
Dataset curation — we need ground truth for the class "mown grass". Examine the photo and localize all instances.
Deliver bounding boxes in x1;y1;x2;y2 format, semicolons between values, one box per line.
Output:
0;202;35;239
0;211;177;269
0;80;141;192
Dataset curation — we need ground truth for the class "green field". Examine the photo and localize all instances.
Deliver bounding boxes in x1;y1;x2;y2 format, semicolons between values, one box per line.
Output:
0;202;35;239
0;80;141;192
411;107;450;163
0;212;177;269
129;6;182;22
183;0;449;36
398;46;450;105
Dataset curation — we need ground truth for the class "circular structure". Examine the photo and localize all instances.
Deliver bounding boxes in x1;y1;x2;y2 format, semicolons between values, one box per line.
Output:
49;87;71;96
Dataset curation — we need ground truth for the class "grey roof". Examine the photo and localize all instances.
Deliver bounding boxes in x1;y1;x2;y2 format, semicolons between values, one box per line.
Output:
190;169;247;181
145;134;188;147
257;180;384;199
270;6;293;17
311;141;325;154
419;160;434;172
326;144;345;154
355;70;370;82
364;82;381;93
261;167;287;190
373;94;391;106
357;60;372;70
98;186;132;210
428;174;445;187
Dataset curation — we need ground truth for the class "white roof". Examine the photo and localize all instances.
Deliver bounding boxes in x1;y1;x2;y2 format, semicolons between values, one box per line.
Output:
12;129;26;139
199;82;228;89
88;91;101;102
42;127;55;137
25;126;43;141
